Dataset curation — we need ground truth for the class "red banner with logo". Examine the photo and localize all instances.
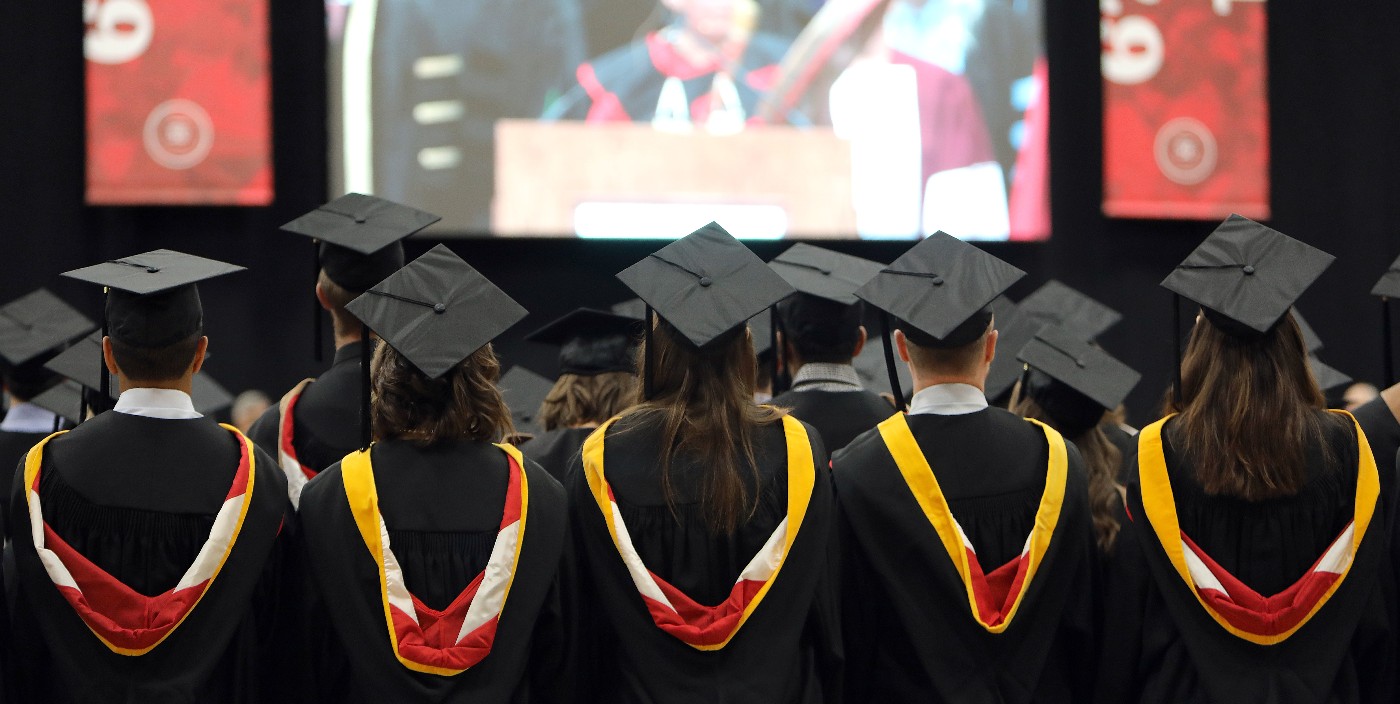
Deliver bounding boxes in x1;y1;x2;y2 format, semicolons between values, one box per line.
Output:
85;0;273;205
1101;0;1268;220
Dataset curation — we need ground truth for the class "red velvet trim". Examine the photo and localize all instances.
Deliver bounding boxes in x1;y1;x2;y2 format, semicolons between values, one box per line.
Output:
36;436;252;651
642;574;766;647
389;453;523;670
577;63;629;123
279;391;316;480
963;547;1031;628
1183;530;1345;637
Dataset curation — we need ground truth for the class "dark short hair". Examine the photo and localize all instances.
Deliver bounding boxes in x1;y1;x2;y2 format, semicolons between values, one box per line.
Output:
2;357;59;401
110;334;201;382
776;294;863;364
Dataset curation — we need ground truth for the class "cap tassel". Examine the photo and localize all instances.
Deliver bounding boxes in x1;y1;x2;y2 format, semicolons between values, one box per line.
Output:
770;307;786;396
1384;298;1394;387
643;305;655;401
881;312;906;412
1173;293;1183;408
360;323;371;450
313;247;324;363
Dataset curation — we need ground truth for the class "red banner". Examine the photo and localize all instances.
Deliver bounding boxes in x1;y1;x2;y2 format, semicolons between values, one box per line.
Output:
85;0;273;205
1101;0;1268;220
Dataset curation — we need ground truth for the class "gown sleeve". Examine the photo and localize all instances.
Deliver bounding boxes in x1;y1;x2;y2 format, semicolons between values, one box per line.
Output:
1092;495;1150;704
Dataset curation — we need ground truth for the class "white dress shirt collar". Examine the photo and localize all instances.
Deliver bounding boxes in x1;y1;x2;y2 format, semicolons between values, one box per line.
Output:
113;388;203;419
907;383;989;416
0;401;60;433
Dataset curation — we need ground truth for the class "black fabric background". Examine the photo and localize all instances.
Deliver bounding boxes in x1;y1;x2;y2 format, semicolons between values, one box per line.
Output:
2;2;1398;425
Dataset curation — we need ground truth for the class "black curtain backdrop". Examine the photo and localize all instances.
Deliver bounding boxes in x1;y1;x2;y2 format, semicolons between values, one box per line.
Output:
2;1;1398;425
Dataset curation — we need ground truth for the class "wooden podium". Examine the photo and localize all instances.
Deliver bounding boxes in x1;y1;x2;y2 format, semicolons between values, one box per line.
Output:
493;120;856;238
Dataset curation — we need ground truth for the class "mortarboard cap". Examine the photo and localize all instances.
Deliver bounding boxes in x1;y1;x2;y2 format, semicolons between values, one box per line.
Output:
616;222;795;349
29;380;86;425
1017;280;1120;342
191;372;234;415
1370;255;1400;300
854;336;912;398
1308;355;1352;393
346;244;527;379
63;250;244;349
749;312;774;357
984;296;1043;402
43;334;108;394
499;366;555;438
855;231;1025;348
282;194;440;293
1017;325;1141;414
0;289;96;368
768;244;884;305
1161;215;1335;337
525;308;640;376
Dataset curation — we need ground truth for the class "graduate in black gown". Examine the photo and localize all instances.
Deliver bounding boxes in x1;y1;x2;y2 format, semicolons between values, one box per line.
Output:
248;195;438;506
1099;215;1399;703
297;244;571;704
1011;325;1141;556
9;251;291;703
521;307;640;482
767;244;895;453
832;232;1097;703
568;222;840;703
0;290;93;514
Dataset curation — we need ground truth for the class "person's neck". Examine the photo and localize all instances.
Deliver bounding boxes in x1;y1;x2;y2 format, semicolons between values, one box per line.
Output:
120;377;194;395
333;332;364;351
910;371;985;396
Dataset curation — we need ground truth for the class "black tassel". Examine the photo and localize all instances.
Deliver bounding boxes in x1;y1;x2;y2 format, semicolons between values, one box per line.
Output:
1173;293;1183;407
360;323;371;450
770;307;785;396
882;312;905;411
643;305;654;401
313;247;324;363
1384;298;1394;387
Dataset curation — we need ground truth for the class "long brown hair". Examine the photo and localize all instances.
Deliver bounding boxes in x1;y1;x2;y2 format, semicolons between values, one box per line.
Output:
1012;394;1122;552
371;342;515;446
620;318;786;535
1166;311;1336;500
539;371;637;431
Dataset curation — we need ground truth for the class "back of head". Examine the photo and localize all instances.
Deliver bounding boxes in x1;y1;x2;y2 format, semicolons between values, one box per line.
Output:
371;341;514;445
1170;311;1333;500
776;294;863;364
2;356;60;402
625;319;784;534
902;318;992;381
539;371;637;431
106;287;204;384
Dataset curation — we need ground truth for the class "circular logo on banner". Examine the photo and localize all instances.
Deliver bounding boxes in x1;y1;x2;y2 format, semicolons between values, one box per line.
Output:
1154;118;1217;186
143;99;215;170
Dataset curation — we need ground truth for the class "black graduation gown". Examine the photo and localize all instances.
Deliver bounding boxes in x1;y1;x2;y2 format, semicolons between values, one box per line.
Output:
770;387;894;454
566;413;840;704
547;32;791;123
247;342;364;478
1097;413;1398;704
7;411;291;704
521;426;594;484
831;408;1096;704
297;439;572;704
0;428;56;534
1102;422;1138;485
1353;395;1400;480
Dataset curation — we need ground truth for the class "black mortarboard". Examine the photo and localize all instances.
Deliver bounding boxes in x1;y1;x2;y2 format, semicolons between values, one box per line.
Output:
617;222;795;349
1017;280;1121;342
63;250;244;349
282;193;440;292
0;290;95;367
1308;355;1352;394
856;232;1025;348
769;244;884;305
499;366;555;439
347;244;527;380
984;296;1043;404
855;232;1024;407
1017;325;1141;415
525;308;640;376
1368;255;1400;385
30;380;86;425
1161;215;1335;337
853;335;912;399
43;334;106;394
192;372;234;415
1291;309;1323;354
749;312;774;357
